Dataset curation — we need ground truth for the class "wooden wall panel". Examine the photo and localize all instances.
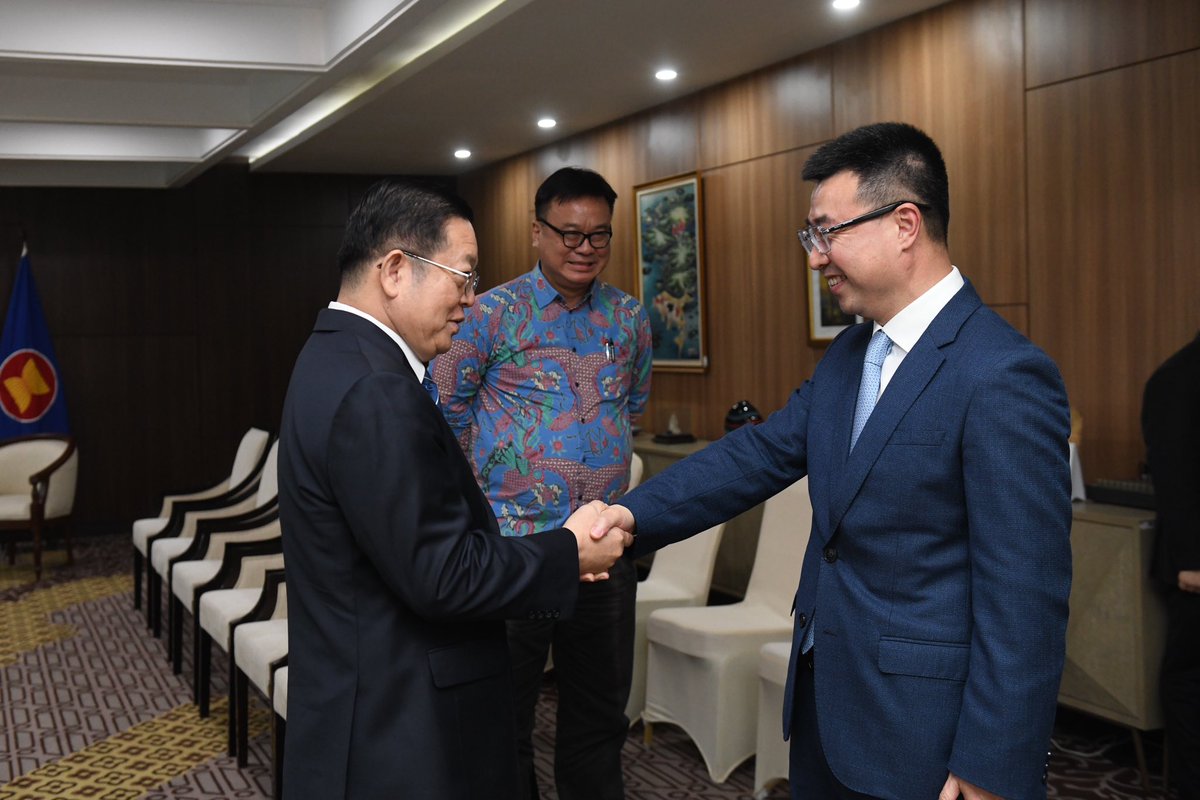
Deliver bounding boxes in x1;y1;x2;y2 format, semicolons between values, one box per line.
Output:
0;166;364;530
698;53;832;170
1025;0;1200;88
1027;50;1200;481
645;150;818;440
458;156;536;289
833;0;1027;307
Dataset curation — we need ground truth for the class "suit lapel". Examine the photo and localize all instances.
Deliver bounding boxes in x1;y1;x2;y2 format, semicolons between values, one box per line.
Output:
825;282;982;534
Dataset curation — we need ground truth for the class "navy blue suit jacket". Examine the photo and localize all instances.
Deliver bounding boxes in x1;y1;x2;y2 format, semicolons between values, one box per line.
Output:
623;281;1071;799
279;309;580;800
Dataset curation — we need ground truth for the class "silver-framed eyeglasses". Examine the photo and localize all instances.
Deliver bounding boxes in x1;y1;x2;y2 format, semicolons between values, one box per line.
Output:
400;249;480;296
797;200;924;255
536;217;613;250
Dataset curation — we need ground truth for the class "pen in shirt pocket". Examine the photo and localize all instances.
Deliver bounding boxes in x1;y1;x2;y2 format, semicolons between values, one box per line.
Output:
604;339;615;361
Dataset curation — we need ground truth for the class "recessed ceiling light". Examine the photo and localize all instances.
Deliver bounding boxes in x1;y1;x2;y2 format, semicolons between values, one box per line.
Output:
454;148;471;159
537;117;557;129
832;0;860;10
655;68;677;81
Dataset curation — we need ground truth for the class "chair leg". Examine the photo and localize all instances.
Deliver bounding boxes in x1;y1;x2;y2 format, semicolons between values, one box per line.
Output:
62;522;73;565
32;520;43;581
150;571;163;638
170;597;184;674
228;654;238;756
132;549;143;610
6;540;14;566
198;631;212;717
236;668;249;767
273;714;285;799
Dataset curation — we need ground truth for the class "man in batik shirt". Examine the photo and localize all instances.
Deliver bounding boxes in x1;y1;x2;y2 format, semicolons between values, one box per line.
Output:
434;167;651;800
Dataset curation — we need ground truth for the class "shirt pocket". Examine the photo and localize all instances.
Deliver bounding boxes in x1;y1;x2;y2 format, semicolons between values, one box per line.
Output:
877;636;969;682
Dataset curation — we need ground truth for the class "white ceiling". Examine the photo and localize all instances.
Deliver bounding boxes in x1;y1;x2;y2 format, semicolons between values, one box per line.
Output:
0;0;950;188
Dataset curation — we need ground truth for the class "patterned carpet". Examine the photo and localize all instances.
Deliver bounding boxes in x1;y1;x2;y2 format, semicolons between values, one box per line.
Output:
0;534;1179;799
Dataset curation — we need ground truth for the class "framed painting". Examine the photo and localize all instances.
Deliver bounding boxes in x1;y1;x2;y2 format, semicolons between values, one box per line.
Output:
807;268;861;344
635;173;707;371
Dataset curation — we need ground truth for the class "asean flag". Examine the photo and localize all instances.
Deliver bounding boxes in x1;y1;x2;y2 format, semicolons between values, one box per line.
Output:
0;246;69;438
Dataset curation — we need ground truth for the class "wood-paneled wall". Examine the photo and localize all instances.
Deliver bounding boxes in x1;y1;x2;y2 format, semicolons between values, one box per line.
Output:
0;168;385;531
460;0;1200;484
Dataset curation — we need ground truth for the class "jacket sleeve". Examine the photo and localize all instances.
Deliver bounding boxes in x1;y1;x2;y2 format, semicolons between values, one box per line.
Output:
327;370;579;622
947;347;1072;799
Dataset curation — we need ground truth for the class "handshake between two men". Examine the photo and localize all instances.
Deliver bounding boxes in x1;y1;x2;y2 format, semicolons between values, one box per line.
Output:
561;500;639;582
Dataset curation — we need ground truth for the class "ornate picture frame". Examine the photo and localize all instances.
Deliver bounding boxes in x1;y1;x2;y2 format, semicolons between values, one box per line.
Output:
635;173;707;372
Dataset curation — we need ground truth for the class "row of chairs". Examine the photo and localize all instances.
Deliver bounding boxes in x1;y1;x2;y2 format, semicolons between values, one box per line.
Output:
632;474;811;798
132;427;291;796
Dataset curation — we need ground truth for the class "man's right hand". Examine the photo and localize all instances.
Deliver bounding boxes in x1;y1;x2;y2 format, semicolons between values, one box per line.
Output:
565;500;625;581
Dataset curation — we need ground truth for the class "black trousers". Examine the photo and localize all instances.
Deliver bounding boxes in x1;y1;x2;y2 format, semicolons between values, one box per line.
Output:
789;649;879;800
508;555;635;800
1163;589;1200;800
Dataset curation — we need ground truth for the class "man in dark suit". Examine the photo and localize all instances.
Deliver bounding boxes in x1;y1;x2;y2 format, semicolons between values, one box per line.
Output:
594;122;1072;800
278;180;627;800
1144;332;1200;800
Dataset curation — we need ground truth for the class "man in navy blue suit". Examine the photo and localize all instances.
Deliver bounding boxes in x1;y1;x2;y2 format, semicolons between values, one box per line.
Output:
594;122;1072;800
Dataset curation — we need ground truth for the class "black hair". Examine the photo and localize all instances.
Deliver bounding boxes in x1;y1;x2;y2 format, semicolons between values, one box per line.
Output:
802;122;949;246
533;167;617;219
337;179;474;278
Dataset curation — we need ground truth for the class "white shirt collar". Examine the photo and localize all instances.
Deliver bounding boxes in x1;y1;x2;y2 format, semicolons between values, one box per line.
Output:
875;266;964;354
328;301;426;382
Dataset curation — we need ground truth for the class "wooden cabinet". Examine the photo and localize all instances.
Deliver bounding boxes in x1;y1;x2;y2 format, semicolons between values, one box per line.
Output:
1058;502;1164;731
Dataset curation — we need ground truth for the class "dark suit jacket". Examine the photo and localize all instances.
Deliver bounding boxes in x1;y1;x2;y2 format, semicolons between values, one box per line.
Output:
279;308;580;800
1144;333;1200;585
623;281;1072;800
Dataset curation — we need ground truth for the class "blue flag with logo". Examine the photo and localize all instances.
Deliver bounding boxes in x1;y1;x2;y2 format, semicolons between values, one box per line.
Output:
0;246;70;438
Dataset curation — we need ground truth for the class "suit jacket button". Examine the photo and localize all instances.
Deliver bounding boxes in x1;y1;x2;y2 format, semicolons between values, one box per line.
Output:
798;613;808;627
823;546;838;563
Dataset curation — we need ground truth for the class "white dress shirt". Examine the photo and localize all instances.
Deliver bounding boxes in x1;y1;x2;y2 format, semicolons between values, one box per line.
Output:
874;266;964;396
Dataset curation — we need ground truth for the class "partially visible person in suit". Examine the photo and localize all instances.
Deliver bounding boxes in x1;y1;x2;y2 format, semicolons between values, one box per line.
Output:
434;166;651;800
592;122;1072;800
1144;332;1200;800
277;179;627;800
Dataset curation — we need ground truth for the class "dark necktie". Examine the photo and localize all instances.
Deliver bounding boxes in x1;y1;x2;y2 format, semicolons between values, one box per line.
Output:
421;374;440;406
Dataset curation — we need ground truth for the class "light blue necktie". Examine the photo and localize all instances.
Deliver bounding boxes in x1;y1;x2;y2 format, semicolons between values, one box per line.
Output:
849;329;893;453
803;330;893;655
421;374;440;406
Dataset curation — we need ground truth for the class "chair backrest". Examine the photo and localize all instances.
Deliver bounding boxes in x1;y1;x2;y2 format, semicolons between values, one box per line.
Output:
643;521;725;601
253;441;280;506
743;477;812;615
0;435;77;518
628;452;645;491
228;428;271;490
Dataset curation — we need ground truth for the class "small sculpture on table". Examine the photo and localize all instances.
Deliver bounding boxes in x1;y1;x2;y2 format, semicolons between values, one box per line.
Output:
724;400;763;434
653;412;697;444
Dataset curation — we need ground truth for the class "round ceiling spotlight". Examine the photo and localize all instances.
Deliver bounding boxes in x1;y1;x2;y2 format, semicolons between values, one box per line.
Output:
655;68;678;81
453;149;471;159
832;0;861;10
537;118;557;129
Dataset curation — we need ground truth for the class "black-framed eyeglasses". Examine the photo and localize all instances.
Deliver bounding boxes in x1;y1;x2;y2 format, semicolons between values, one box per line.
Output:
537;217;613;250
399;249;480;296
797;200;925;255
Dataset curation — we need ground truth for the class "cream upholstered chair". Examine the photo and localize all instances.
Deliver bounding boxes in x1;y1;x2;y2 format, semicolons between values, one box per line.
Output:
132;426;270;611
168;509;280;676
159;441;279;659
642;477;812;782
754;641;792;799
0;434;78;580
145;439;277;638
233;619;288;766
272;664;288;798
626;521;726;724
192;538;285;711
196;553;285;757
